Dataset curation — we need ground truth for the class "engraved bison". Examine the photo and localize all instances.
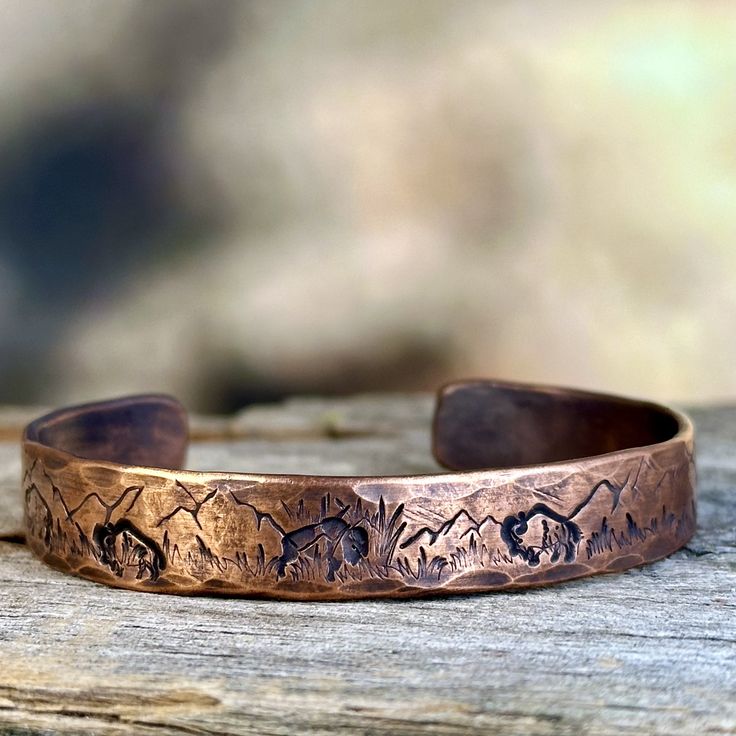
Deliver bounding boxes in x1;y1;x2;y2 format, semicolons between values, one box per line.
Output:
93;519;166;582
273;516;369;582
500;504;582;566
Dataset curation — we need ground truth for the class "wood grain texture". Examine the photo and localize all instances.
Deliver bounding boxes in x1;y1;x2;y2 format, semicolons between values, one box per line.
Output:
0;395;734;735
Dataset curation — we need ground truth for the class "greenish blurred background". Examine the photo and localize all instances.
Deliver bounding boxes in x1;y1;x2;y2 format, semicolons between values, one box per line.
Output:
0;0;733;412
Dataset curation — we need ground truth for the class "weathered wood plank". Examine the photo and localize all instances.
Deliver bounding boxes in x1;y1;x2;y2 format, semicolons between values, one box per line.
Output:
0;396;734;735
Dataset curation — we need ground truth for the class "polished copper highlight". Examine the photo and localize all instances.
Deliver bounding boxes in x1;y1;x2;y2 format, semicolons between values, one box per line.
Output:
21;380;696;600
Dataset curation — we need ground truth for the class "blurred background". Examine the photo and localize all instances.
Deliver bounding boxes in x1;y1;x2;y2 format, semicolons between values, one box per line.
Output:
0;0;734;413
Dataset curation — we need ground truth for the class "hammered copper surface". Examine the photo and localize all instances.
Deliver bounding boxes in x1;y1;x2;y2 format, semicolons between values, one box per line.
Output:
21;380;696;600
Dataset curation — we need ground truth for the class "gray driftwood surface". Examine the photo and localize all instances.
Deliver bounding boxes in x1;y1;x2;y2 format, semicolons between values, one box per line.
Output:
0;394;734;735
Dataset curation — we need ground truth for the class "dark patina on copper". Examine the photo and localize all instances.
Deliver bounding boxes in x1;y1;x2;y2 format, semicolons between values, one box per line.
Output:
21;380;696;600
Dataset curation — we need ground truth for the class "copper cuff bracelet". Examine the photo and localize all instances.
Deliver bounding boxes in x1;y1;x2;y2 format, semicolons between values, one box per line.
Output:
21;380;696;600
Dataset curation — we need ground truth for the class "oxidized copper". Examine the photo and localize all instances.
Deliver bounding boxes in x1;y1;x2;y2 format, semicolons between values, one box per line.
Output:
21;380;696;600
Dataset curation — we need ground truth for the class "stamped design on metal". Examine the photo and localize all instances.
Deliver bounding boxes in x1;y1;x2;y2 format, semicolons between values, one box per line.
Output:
23;461;695;592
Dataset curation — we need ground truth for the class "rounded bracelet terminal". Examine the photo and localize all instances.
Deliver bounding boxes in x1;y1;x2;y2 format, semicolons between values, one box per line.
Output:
21;379;696;600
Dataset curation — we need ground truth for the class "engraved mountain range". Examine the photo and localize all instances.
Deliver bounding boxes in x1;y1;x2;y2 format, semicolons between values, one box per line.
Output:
399;509;501;549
